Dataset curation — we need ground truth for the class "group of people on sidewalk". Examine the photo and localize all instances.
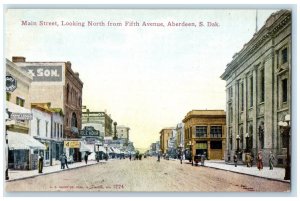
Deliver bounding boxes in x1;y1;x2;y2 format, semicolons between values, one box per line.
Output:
59;152;89;170
233;150;276;170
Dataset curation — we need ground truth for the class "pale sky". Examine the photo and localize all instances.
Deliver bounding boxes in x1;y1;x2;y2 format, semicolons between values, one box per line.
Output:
5;9;278;149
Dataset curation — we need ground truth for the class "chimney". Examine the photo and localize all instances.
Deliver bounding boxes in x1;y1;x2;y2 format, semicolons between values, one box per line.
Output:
66;61;72;68
75;72;79;77
12;56;26;62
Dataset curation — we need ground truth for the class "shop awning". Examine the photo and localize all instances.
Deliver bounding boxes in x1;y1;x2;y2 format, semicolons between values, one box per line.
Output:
7;131;46;150
80;142;92;152
96;146;106;152
110;147;121;154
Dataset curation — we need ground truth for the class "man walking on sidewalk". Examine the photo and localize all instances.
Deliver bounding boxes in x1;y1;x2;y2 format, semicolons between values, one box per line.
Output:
234;153;238;167
84;152;89;164
60;153;66;169
157;152;161;162
269;151;275;170
38;154;44;173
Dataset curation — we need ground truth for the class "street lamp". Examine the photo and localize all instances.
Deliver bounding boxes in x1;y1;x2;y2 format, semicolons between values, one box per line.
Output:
104;144;108;161
187;140;194;165
95;142;100;162
278;114;291;180
245;133;249;152
113;122;118;140
236;135;240;152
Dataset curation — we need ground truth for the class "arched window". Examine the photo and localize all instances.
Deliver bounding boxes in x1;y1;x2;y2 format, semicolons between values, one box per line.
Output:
79;96;81;107
249;125;253;150
258;122;264;149
66;84;69;103
240;127;243;150
71;112;77;128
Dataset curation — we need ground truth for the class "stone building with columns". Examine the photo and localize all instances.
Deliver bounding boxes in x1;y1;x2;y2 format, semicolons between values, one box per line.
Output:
220;10;291;166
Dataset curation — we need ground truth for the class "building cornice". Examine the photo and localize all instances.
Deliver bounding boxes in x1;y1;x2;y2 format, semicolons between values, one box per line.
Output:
221;10;291;81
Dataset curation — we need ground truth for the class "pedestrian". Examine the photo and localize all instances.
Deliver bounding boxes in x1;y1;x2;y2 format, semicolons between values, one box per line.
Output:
233;153;238;167
250;153;254;167
157;152;160;162
38;154;44;173
257;150;263;171
200;152;206;166
65;155;69;169
84;152;88;164
245;153;251;167
129;154;132;161
269;151;275;170
60;153;66;169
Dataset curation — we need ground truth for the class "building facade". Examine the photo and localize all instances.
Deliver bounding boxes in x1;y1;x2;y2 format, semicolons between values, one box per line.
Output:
183;110;226;160
6;59;46;170
31;103;53;167
176;123;185;148
82;110;113;137
220;10;291;166
159;128;174;154
13;57;83;161
116;125;130;144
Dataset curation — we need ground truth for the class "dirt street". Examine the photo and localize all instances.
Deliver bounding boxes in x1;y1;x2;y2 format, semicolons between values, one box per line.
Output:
5;157;290;192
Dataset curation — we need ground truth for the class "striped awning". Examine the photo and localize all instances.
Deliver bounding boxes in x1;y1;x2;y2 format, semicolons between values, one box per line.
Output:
7;131;46;150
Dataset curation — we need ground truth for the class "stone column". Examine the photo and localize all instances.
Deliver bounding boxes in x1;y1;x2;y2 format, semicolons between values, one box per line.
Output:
252;66;258;152
243;76;248;149
264;54;274;150
233;80;239;150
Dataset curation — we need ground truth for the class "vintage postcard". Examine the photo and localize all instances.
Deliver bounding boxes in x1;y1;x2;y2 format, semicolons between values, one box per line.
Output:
3;5;294;194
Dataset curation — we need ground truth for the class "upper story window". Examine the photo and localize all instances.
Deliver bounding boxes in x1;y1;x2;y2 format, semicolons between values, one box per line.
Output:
37;118;40;136
240;82;244;111
210;126;222;138
282;78;288;103
6;92;11;101
260;68;265;103
249;76;253;107
281;47;288;64
16;97;25;107
228;87;233;100
196;126;207;138
45;121;49;137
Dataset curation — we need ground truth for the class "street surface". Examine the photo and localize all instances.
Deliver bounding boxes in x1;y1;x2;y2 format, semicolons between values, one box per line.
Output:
5;157;290;192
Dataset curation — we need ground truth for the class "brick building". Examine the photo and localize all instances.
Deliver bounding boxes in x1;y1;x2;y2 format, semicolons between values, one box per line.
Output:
182;110;226;160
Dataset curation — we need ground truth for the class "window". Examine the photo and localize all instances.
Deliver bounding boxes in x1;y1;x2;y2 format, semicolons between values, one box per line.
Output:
37;118;40;136
16;97;25;107
250;76;253;107
282;79;288;103
45;121;49;137
210;141;222;149
282;47;288;64
6;92;11;101
240;82;244;111
228;87;233;98
66;84;69;103
196;126;207;137
261;68;265;102
210;126;222;138
229;105;233;123
54;123;56;138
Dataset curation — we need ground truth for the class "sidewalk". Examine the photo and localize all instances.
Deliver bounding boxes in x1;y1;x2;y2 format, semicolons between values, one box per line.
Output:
198;160;289;183
6;160;109;182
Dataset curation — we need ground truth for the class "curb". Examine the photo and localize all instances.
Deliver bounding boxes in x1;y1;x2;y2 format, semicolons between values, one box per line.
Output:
202;165;290;184
6;161;107;182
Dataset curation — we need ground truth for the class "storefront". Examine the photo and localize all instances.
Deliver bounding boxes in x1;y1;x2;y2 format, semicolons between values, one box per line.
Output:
7;131;46;170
